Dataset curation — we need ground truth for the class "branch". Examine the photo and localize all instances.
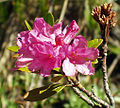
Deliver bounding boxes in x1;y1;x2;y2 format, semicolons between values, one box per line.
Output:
67;78;97;107
91;3;117;108
101;24;115;108
69;77;109;108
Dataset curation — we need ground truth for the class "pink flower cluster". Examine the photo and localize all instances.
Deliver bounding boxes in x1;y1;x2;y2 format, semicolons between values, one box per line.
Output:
16;18;99;77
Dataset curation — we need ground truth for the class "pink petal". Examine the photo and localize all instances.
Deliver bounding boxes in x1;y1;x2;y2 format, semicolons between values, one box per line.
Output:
62;58;76;76
64;20;79;44
85;48;99;61
72;35;87;49
33;18;52;36
16;57;33;68
33;18;63;45
55;33;65;46
76;61;95;75
17;31;30;48
68;47;99;64
28;55;57;77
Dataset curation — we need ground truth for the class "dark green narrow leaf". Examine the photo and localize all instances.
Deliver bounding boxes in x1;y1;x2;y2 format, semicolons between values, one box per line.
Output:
24;84;65;101
8;46;19;52
51;76;64;82
87;39;103;48
24;20;32;31
44;12;54;26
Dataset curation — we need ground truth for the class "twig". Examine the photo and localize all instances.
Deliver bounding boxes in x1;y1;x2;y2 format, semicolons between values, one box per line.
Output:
67;78;97;107
72;87;96;107
59;0;68;23
69;77;109;108
101;40;115;108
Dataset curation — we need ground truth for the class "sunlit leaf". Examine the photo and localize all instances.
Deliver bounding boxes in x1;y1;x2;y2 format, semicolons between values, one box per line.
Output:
18;66;31;73
12;53;19;58
87;39;103;48
44;12;54;26
24;20;32;31
53;67;60;72
24;84;65;101
51;76;64;82
91;59;98;64
8;46;19;52
51;67;62;75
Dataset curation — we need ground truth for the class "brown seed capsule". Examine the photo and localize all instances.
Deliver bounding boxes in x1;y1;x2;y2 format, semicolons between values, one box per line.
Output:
91;3;117;29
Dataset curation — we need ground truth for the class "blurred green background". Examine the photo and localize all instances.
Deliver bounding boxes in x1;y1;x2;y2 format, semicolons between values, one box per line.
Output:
0;0;120;108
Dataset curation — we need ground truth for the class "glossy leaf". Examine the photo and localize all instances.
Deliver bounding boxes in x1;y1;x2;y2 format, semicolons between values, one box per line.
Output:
87;39;103;48
44;12;54;26
8;46;19;52
91;59;98;64
24;84;65;101
18;66;31;73
53;67;60;72
25;20;32;31
12;53;19;58
51;76;64;82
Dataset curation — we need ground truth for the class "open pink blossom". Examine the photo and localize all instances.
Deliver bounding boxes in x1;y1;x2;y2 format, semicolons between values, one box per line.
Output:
16;29;64;77
62;35;99;76
14;18;100;77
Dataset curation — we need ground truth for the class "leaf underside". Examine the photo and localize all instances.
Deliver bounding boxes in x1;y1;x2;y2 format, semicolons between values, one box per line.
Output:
24;84;65;101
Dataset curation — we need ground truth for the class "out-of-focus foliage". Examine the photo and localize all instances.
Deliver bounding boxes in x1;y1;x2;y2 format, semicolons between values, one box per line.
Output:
0;0;120;108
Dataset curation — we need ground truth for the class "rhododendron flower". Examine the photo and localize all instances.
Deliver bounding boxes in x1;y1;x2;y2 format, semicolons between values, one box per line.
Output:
14;18;99;77
62;36;99;76
16;30;64;77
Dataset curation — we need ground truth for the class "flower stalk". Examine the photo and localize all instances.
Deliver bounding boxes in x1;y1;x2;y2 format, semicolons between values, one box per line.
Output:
91;3;117;108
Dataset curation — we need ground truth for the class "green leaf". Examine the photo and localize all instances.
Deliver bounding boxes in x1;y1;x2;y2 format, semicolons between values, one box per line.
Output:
18;66;31;73
51;76;64;82
24;20;32;31
12;53;19;58
51;67;62;75
108;45;120;55
87;39;103;48
24;84;65;101
44;12;54;26
8;46;19;52
91;59;98;64
53;67;60;72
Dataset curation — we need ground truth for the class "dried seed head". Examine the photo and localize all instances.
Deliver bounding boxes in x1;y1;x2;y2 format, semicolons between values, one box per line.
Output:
91;3;117;29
